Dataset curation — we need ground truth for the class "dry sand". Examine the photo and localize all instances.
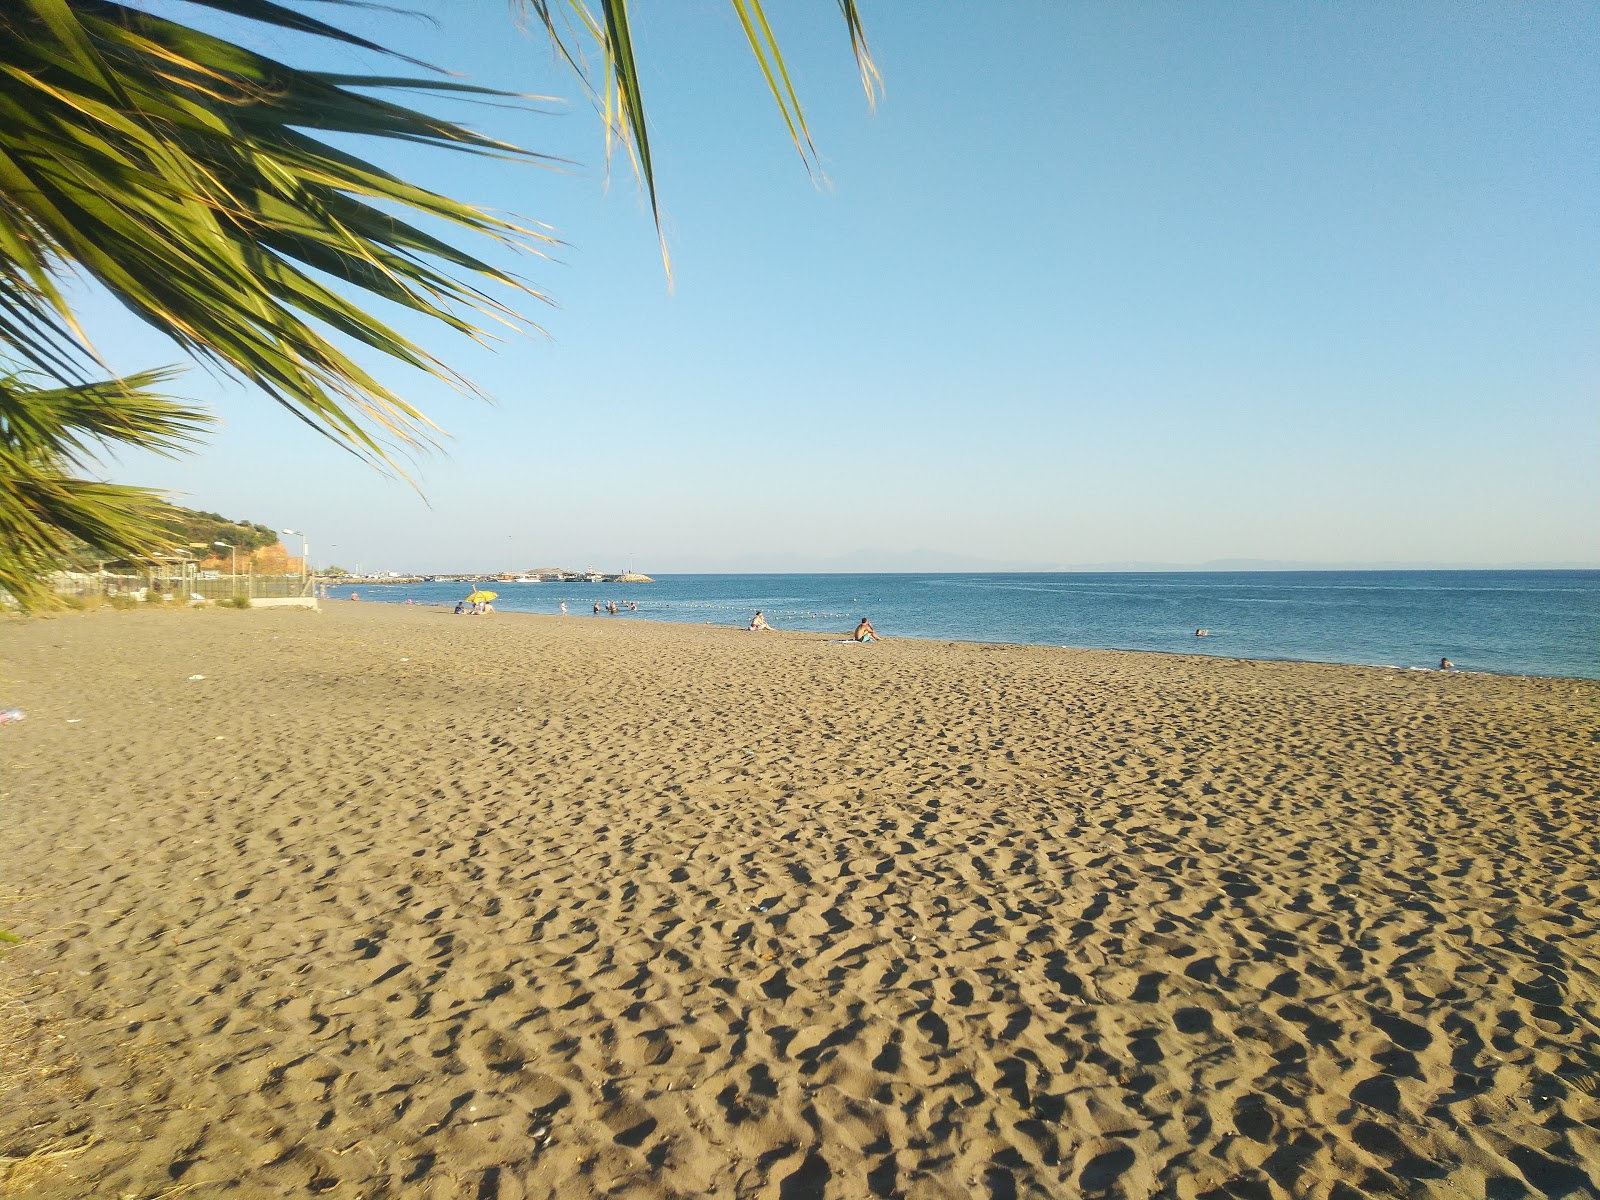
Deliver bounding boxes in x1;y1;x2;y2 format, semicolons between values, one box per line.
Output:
1;602;1597;1200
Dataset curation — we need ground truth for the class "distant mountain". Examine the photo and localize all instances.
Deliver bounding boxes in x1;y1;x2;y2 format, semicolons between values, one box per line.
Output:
1085;558;1600;572
654;550;1599;574
660;548;1064;574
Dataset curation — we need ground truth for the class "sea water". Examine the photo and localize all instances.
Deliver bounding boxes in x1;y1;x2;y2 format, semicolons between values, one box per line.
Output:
329;571;1600;681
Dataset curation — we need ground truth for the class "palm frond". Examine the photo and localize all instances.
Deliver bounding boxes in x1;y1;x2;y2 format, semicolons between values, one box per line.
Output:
0;1;878;610
515;1;879;269
0;365;212;611
0;0;555;465
0;365;208;467
0;1;876;458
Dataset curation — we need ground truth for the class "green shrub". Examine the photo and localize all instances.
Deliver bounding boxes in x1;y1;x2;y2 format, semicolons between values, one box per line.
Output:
57;594;87;611
223;595;252;609
106;594;138;610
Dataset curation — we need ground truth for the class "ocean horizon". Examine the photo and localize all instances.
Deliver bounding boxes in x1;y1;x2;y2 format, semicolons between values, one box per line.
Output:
327;569;1600;682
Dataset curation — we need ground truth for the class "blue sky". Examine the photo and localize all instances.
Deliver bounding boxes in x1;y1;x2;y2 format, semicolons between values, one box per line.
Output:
87;2;1598;572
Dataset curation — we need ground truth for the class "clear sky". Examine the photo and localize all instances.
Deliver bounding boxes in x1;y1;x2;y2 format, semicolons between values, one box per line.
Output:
87;2;1598;573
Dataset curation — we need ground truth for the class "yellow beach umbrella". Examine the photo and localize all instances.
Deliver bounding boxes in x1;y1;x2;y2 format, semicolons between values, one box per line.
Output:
465;590;498;604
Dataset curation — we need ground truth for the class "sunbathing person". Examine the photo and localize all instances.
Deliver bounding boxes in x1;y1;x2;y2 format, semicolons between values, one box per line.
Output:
749;611;773;632
854;617;881;643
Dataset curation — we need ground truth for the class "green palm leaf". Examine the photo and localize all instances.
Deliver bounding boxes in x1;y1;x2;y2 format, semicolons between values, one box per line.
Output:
0;365;212;611
0;1;876;607
515;1;880;269
1;1;876;456
1;0;554;462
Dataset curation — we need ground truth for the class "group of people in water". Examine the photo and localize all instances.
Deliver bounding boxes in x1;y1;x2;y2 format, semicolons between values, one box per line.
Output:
454;596;646;616
452;596;646;616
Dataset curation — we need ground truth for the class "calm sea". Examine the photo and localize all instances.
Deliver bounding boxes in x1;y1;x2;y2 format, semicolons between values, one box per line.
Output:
328;571;1600;681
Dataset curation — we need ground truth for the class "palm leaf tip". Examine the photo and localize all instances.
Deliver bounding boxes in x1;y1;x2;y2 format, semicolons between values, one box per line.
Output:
836;0;883;108
511;0;879;264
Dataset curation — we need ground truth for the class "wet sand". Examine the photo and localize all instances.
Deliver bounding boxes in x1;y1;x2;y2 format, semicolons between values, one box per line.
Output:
2;602;1597;1199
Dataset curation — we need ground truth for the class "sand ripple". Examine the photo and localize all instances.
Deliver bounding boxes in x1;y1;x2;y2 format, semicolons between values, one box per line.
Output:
2;604;1597;1198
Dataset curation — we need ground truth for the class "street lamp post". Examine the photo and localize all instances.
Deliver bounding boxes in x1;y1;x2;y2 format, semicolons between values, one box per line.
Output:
281;528;311;592
214;540;237;596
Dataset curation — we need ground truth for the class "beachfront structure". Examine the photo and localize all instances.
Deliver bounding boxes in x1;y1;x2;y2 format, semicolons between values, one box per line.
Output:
50;539;316;607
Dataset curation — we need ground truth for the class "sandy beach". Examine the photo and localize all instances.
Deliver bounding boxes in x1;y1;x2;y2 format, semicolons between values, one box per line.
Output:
2;602;1596;1199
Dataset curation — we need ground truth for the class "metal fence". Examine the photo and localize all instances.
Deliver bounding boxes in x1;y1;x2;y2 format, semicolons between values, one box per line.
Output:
51;570;315;603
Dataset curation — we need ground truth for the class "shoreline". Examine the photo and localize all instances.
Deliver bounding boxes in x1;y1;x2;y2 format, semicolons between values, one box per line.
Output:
315;566;1599;682
4;603;1597;1198
403;599;1583;683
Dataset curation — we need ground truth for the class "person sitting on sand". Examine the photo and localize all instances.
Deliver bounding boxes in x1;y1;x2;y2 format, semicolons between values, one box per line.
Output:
854;617;881;643
454;601;466;615
749;611;773;632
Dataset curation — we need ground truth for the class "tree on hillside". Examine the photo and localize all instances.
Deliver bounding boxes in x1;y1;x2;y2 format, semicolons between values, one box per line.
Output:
163;510;281;558
0;0;877;610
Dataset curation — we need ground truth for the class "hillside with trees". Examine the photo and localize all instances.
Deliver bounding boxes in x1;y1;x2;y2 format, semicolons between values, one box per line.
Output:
161;509;279;557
